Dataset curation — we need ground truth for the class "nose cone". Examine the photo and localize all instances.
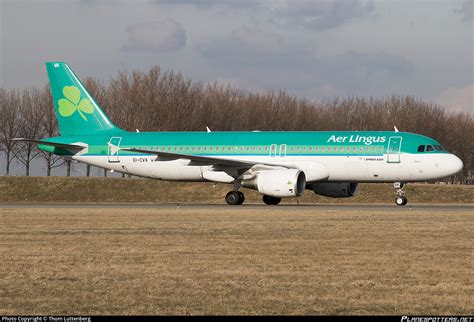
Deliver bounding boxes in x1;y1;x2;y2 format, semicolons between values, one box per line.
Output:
446;154;464;176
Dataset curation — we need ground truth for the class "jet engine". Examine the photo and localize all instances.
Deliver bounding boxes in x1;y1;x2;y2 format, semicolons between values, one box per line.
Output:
243;169;306;197
310;182;358;198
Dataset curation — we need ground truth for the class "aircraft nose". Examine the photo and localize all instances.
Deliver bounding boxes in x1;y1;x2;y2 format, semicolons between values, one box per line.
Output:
446;154;463;176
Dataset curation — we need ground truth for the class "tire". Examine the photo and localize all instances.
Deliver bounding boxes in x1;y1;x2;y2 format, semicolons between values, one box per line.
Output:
237;191;245;205
263;195;281;205
395;196;408;206
226;191;241;205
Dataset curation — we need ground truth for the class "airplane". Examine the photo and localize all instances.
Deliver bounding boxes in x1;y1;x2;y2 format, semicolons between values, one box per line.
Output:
15;62;464;206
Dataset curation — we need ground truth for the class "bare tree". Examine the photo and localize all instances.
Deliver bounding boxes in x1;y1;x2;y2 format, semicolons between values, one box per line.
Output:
15;89;46;176
37;85;64;176
0;89;22;174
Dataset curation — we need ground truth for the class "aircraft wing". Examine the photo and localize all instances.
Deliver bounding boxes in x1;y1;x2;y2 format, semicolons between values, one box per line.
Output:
121;147;289;168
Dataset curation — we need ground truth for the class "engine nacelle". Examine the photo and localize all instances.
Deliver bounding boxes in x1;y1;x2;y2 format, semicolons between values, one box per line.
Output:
310;182;358;198
243;169;306;198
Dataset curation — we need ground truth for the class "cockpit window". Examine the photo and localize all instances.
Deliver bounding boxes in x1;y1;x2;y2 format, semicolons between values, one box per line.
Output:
418;144;446;153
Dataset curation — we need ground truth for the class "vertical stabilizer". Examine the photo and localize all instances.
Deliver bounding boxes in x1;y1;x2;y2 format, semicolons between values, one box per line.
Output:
46;62;124;136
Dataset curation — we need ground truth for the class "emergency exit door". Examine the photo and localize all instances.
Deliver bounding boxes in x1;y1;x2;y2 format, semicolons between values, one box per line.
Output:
387;137;402;163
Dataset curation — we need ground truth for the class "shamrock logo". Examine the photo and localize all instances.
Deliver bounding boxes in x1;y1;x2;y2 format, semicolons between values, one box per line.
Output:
58;86;94;121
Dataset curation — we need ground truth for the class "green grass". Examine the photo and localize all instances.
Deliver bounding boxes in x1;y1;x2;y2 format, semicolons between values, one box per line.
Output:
1;176;473;204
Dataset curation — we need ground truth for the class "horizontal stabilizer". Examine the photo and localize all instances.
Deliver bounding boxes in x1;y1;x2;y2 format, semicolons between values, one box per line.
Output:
12;138;86;152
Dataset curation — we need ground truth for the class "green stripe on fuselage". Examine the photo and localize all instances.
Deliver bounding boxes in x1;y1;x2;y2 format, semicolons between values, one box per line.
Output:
39;131;446;157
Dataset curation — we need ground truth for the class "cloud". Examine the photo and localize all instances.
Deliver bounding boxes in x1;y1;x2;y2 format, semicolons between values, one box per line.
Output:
437;84;474;114
198;28;414;97
198;28;314;68
155;0;259;8
273;0;375;31
122;20;186;53
455;0;473;22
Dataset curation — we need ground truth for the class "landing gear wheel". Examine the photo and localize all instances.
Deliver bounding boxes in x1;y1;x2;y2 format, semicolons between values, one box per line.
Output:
263;195;281;205
393;182;408;206
395;195;408;206
237;191;245;205
226;191;244;205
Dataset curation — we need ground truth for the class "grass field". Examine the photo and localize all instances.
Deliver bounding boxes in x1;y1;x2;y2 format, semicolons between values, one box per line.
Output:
1;206;473;315
1;176;474;204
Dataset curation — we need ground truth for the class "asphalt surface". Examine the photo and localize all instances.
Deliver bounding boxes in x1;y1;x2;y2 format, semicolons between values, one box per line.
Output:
0;203;472;211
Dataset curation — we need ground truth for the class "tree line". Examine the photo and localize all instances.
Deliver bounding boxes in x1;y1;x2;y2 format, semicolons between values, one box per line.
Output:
0;66;472;183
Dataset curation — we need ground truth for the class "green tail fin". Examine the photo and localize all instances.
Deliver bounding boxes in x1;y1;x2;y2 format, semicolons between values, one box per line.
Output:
46;62;124;136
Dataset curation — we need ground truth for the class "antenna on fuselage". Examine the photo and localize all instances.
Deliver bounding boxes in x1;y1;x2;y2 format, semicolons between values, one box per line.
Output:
394;126;399;132
206;126;211;133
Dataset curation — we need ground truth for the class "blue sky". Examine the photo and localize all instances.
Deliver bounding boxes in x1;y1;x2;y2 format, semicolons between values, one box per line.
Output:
1;0;473;114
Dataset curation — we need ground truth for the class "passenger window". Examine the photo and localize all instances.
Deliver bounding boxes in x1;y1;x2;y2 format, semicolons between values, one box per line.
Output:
426;145;434;152
418;145;425;152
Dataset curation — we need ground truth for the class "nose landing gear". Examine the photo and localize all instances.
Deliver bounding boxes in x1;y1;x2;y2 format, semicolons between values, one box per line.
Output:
394;182;408;206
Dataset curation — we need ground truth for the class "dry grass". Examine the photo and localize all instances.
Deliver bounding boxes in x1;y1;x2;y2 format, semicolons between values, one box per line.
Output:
1;206;473;315
1;176;474;204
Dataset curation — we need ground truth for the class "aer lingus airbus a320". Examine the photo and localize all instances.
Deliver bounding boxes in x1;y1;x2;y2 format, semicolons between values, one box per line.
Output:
15;62;464;205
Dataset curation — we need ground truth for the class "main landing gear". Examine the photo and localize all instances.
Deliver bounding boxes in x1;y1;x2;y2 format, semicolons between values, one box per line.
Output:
224;182;282;206
262;195;281;205
394;182;408;206
225;191;245;205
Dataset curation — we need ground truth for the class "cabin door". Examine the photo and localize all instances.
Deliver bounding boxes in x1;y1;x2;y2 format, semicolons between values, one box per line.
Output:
387;136;402;163
108;137;122;163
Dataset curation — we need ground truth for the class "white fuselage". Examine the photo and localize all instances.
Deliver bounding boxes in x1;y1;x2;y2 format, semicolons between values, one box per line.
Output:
74;152;463;183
